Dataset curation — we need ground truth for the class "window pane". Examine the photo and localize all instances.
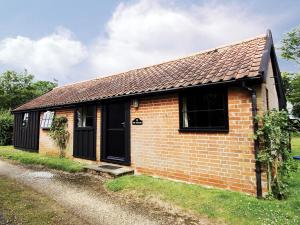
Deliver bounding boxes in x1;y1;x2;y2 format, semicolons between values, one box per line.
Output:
41;118;45;128
181;89;227;130
198;94;210;110
41;111;55;129
77;108;85;127
182;97;189;127
186;111;209;128
22;113;29;127
186;95;198;111
208;93;223;109
86;117;94;127
186;94;209;111
86;106;94;117
77;106;94;127
210;110;226;127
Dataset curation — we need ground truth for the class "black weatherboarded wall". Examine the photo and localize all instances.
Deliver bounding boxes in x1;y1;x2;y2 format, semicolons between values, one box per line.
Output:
73;106;97;160
13;112;40;152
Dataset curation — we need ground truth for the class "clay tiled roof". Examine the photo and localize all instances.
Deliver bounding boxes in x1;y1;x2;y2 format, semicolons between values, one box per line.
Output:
14;34;269;111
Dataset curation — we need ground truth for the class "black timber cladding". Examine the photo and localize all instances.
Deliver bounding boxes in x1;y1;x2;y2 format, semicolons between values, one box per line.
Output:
73;105;97;160
13;111;40;152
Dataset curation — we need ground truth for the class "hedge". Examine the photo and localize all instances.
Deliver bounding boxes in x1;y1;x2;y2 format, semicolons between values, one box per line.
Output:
0;110;13;145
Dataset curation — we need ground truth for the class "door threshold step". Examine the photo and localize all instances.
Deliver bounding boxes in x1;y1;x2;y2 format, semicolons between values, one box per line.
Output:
84;164;134;177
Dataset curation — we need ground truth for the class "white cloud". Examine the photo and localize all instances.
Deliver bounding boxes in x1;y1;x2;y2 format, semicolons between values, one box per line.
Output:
89;0;268;76
0;27;87;82
0;1;274;84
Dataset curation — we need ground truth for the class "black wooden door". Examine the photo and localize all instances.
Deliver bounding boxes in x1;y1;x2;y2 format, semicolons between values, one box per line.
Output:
101;101;130;165
73;105;96;160
13;111;39;152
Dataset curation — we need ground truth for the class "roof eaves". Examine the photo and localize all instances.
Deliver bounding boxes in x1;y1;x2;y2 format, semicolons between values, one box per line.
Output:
12;75;263;113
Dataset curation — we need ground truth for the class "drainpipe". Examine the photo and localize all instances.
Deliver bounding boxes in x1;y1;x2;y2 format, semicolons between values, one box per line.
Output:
241;81;262;198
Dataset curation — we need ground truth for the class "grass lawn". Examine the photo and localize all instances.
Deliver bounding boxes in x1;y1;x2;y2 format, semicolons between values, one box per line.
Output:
0;176;85;225
0;146;85;173
106;137;300;225
291;135;300;156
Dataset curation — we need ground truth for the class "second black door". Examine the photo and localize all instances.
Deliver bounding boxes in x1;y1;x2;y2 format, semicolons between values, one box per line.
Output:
74;105;96;160
101;101;130;165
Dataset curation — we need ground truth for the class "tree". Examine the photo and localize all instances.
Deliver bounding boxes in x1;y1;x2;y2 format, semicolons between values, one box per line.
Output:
281;27;300;64
281;72;293;99
281;27;300;118
0;110;13;145
0;70;57;110
32;80;57;97
0;70;57;145
280;72;300;118
290;74;300;117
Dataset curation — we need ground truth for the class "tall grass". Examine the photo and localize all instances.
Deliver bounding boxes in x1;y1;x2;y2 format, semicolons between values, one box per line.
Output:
0;146;84;172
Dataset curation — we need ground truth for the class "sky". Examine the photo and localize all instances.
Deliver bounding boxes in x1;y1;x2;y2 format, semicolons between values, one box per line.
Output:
0;0;299;85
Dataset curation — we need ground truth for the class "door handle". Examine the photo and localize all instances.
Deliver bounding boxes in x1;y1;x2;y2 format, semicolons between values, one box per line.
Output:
121;122;125;127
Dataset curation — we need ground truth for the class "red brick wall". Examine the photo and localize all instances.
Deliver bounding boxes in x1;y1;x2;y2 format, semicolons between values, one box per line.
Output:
39;107;102;163
39;109;74;158
36;86;263;194
131;87;258;194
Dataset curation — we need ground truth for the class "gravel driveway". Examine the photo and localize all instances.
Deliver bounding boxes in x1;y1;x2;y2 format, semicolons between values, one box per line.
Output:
0;213;12;225
0;160;211;225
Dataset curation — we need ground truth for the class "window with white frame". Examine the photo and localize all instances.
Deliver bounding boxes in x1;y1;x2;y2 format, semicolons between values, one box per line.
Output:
22;112;29;127
40;111;55;129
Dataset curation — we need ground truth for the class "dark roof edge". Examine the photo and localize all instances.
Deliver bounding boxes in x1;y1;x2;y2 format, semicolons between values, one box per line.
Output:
260;29;286;109
13;76;263;113
258;29;273;80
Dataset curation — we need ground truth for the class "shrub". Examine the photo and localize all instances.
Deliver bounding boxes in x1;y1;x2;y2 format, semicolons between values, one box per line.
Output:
255;110;298;199
49;116;69;158
0;110;13;146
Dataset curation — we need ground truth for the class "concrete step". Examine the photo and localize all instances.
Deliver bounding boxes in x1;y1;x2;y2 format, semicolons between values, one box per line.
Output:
84;164;134;178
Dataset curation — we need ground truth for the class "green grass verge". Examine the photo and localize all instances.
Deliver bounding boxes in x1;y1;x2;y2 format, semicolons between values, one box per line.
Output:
291;136;300;156
106;137;300;225
0;176;85;225
0;146;85;173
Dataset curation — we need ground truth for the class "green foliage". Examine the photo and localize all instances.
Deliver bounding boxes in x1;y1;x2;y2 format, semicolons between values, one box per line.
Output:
281;72;293;99
0;110;14;146
0;70;57;110
289;74;300;118
106;163;300;225
255;110;297;199
0;146;84;172
31;80;57;96
281;26;300;64
49;117;69;158
281;72;300;118
0;70;57;146
280;27;300;118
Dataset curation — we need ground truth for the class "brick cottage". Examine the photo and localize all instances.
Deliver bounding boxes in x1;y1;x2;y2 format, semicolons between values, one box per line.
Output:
12;30;286;197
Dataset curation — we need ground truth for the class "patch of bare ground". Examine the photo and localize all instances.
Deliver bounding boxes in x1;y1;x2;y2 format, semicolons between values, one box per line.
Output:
0;213;13;225
0;159;216;225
